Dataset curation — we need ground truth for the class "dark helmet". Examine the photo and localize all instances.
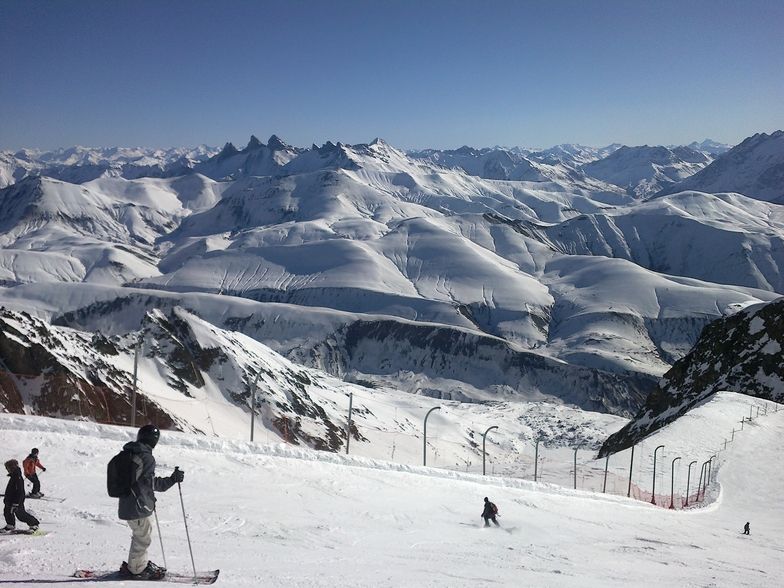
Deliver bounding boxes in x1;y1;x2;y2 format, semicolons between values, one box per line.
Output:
31;448;39;455
484;497;489;502
137;424;160;448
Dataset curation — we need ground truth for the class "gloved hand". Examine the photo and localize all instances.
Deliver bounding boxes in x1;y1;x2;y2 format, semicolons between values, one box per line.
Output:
10;504;18;515
42;467;46;472
171;468;185;483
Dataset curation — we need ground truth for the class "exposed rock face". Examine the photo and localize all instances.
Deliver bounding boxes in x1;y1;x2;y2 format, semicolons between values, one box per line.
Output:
53;292;657;418
1;306;349;451
0;307;174;428
600;298;784;456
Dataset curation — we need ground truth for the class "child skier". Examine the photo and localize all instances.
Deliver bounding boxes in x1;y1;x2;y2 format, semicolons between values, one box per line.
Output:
23;448;46;498
3;459;40;533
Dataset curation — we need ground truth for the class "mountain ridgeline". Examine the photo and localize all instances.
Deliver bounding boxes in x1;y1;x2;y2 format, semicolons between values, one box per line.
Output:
1;131;783;446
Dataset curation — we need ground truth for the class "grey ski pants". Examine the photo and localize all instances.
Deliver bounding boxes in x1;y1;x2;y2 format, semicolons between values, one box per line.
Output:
127;516;153;574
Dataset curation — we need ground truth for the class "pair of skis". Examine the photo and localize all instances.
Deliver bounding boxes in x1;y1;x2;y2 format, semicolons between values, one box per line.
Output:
72;569;219;584
0;528;49;536
75;475;212;585
26;493;66;502
0;533;217;583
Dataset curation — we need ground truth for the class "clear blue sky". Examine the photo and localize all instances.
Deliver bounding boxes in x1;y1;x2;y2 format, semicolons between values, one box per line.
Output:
1;0;782;152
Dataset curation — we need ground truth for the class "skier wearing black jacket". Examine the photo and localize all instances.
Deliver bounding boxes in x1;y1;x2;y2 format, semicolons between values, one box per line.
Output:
482;496;500;527
117;425;184;581
2;459;39;532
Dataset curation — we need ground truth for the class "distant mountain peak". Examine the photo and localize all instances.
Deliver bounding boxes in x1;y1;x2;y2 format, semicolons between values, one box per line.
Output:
317;141;342;156
267;134;290;152
582;144;713;198
659;130;784;202
217;142;239;161
244;135;264;152
686;139;732;155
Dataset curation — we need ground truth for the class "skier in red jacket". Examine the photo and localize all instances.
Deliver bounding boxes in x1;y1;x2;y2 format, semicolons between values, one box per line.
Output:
23;448;46;498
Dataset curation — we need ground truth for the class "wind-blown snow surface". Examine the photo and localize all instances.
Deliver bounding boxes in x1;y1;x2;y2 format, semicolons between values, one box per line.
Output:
0;392;781;587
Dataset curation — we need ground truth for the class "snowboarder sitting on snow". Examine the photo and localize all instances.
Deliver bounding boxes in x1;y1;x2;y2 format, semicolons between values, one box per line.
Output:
743;522;750;535
118;425;184;581
3;459;39;533
23;448;46;498
482;497;500;527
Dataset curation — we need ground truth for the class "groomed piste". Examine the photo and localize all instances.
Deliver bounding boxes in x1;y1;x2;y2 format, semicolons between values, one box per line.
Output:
0;391;782;587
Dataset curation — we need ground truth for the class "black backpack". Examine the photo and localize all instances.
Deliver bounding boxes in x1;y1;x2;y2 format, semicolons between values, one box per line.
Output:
107;449;135;498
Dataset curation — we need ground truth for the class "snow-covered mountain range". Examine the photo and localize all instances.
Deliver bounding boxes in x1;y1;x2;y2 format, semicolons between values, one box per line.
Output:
408;141;729;199
0;145;219;188
657;131;784;202
0;131;782;447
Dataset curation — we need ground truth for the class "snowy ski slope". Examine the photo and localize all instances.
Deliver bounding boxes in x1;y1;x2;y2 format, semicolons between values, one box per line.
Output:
0;391;781;587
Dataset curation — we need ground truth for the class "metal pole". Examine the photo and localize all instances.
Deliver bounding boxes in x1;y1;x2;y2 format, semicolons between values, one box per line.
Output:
175;469;197;579
740;418;744;430
131;337;140;427
651;445;665;505
482;426;499;475
423;406;441;467
750;405;753;420
346;392;353;455
756;406;760;418
153;509;167;570
731;428;735;441
685;460;697;506
573;448;578;490
627;444;635;498
669;457;681;509
534;439;539;482
723;438;727;450
250;372;260;442
602;454;610;493
697;463;705;502
702;460;712;497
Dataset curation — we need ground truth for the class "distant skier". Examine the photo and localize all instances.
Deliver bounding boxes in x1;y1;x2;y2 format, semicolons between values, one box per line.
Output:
23;448;46;498
116;425;184;581
743;522;750;535
481;497;500;527
2;459;39;533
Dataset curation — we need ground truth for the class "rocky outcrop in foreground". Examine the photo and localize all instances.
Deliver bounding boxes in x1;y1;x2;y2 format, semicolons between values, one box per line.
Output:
600;297;784;456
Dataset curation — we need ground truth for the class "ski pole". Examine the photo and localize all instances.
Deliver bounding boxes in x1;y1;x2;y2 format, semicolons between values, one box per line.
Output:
153;509;167;570
175;467;197;579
